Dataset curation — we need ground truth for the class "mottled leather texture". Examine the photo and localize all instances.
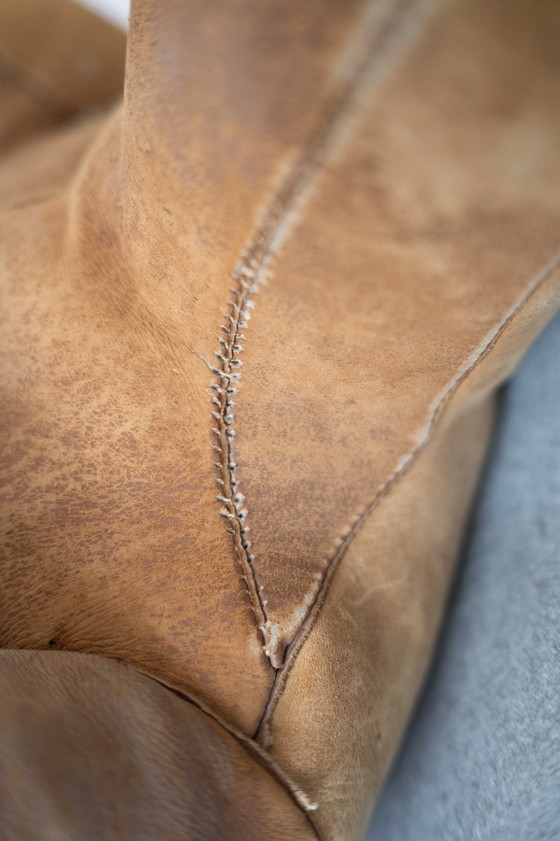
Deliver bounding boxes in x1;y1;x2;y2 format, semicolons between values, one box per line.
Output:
0;1;559;839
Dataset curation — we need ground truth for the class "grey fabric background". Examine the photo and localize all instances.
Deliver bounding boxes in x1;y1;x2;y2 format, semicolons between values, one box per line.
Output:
368;311;560;841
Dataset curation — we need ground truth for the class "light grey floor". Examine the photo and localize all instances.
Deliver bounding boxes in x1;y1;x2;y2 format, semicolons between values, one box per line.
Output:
367;310;560;840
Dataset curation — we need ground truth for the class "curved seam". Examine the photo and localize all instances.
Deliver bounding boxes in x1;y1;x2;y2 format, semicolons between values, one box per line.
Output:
133;666;324;840
256;251;560;742
202;0;439;670
7;649;321;838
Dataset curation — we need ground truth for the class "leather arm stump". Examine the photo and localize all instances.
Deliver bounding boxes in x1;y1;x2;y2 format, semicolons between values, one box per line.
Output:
1;0;559;839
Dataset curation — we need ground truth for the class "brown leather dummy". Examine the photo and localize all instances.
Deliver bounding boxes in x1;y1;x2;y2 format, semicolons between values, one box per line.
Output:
1;0;559;839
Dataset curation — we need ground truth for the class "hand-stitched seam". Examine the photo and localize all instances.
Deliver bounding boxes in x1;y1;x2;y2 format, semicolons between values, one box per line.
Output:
206;0;438;670
255;250;560;743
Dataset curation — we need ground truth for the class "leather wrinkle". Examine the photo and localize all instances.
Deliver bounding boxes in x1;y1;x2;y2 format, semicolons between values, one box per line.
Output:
207;0;438;672
255;251;560;744
0;46;68;113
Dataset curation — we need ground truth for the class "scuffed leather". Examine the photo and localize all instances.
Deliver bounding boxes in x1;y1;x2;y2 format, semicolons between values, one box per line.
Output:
1;0;559;839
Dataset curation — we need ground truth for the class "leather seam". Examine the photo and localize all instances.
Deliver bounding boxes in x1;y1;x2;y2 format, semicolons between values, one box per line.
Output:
256;251;560;743
6;649;322;839
203;0;439;670
133;666;324;839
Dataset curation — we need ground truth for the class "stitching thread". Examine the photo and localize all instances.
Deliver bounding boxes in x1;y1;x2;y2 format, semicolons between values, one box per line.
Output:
207;257;270;655
207;0;437;669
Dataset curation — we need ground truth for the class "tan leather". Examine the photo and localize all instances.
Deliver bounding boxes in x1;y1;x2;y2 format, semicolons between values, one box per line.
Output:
0;649;315;841
0;0;124;151
1;0;559;838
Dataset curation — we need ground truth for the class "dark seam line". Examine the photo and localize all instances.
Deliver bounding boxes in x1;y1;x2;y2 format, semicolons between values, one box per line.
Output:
28;649;321;838
0;47;71;113
208;0;432;673
255;253;560;744
135;668;323;839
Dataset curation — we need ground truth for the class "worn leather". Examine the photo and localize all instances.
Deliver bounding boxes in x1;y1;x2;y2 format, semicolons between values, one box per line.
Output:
1;0;559;839
0;649;315;841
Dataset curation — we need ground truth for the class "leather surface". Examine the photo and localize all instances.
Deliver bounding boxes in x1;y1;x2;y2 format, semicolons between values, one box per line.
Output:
235;0;560;663
268;394;495;841
1;0;559;838
0;0;125;151
0;649;316;841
